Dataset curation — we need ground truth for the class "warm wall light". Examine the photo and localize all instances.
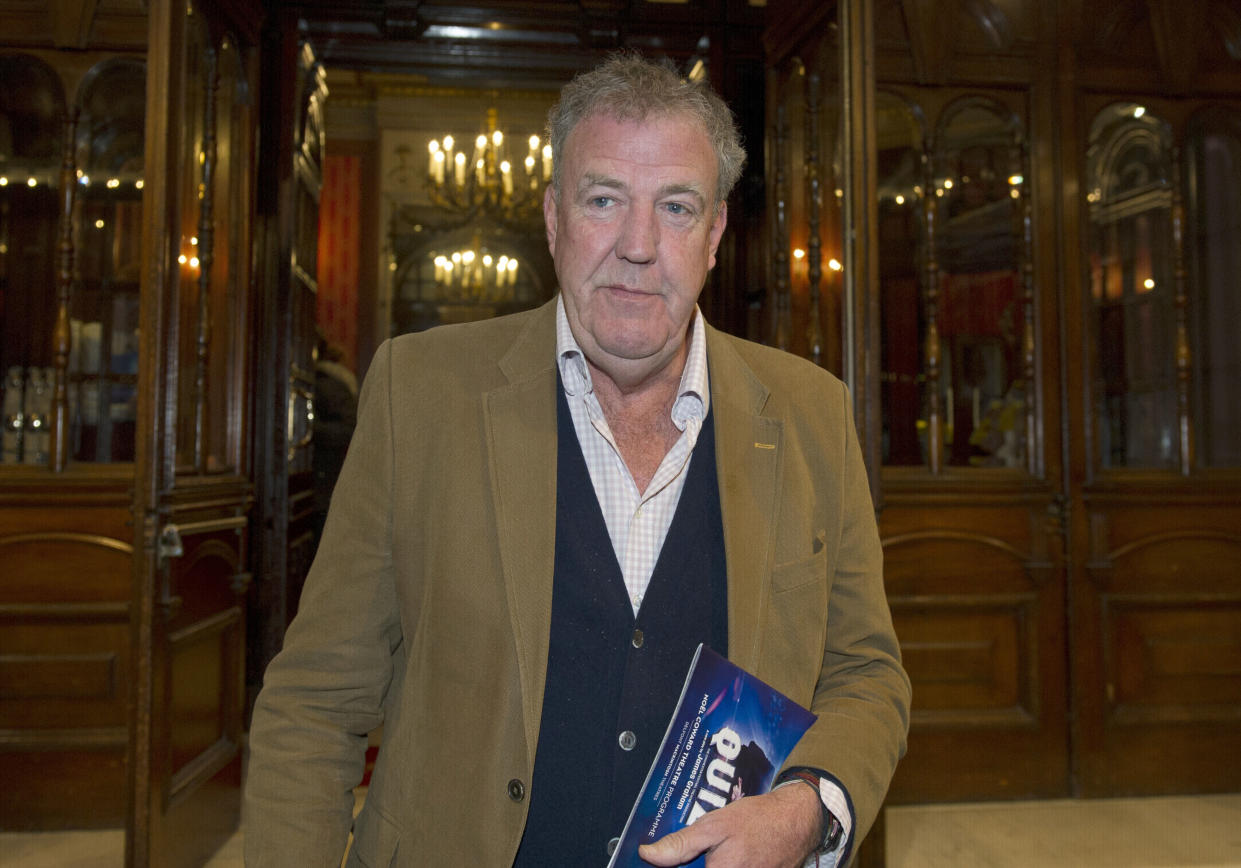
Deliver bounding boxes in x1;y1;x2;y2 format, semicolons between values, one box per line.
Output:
828;258;842;272
793;248;806;260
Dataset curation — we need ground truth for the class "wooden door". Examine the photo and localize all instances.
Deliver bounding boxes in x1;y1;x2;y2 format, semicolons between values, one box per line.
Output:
765;0;1241;805
766;9;1071;803
249;27;325;709
1063;90;1241;796
126;0;261;864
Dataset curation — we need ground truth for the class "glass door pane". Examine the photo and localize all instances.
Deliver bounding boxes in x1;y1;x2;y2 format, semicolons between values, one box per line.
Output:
933;98;1027;469
1186;107;1241;469
1086;102;1176;470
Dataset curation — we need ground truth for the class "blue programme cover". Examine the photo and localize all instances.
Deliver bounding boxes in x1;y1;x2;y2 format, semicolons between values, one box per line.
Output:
606;644;817;868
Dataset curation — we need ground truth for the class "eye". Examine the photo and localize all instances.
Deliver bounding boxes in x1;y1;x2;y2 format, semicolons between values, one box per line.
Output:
588;195;615;208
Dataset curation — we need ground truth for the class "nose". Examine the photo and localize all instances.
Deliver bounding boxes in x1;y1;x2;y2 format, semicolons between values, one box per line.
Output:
614;205;658;264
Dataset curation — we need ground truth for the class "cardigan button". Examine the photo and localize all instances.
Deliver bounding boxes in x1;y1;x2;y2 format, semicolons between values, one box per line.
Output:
631;628;645;648
507;778;526;802
618;730;637;751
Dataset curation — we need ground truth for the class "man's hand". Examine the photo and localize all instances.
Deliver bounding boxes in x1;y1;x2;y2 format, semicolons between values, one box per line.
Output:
638;780;821;868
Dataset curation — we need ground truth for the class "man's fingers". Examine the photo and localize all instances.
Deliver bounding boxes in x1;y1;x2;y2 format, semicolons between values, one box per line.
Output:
638;823;714;866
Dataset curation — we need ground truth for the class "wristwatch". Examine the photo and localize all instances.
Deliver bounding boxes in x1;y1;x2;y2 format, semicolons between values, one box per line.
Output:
776;768;844;853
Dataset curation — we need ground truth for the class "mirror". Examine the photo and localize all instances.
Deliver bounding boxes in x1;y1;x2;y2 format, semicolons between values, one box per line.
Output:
0;54;66;465
933;97;1027;469
876;89;926;466
1186;106;1241;469
1086;102;1175;470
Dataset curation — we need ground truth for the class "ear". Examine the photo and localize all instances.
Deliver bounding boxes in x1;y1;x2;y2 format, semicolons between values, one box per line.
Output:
543;185;558;256
706;200;728;270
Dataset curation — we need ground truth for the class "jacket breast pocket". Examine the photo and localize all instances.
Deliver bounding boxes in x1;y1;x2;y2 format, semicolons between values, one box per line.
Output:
346;803;401;868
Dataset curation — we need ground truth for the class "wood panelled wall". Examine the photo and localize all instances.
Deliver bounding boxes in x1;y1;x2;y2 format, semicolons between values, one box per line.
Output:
766;0;1241;803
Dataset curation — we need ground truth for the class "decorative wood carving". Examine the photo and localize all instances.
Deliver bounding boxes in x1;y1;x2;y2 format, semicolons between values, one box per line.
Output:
1018;173;1038;476
899;0;952;85
772;100;791;352
48;0;100;49
962;0;1016;52
921;150;943;474
1147;0;1203;93
1169;146;1194;475
193;44;220;473
51;107;79;473
804;68;824;368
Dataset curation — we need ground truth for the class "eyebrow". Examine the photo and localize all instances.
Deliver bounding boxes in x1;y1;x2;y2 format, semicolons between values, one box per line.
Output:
579;173;707;209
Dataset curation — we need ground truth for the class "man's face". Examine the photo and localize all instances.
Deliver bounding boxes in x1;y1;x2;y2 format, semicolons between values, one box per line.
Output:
544;112;727;388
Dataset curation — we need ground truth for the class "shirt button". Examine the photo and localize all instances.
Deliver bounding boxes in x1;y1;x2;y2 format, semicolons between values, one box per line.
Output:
631;629;645;649
618;730;637;751
507;778;525;801
607;837;620;856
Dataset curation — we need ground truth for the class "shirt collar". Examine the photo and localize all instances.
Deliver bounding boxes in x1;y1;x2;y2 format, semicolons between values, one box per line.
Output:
555;294;710;430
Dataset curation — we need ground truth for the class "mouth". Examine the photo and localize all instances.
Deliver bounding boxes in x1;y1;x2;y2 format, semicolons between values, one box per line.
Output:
600;283;656;298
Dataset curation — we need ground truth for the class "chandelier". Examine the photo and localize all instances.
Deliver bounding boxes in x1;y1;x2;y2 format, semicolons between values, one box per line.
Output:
432;242;522;303
426;107;552;230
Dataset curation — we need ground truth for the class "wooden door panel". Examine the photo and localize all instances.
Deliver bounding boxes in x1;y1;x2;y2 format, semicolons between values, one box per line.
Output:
0;491;133;829
127;0;260;862
1108;602;1241;717
881;498;1069;802
895;600;1035;720
1074;498;1241;795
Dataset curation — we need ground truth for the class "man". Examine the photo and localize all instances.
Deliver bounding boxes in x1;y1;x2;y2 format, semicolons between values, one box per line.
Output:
245;53;910;868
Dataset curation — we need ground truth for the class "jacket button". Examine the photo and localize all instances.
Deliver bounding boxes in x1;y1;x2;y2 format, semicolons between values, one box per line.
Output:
607;837;620;856
507;778;525;801
618;730;637;751
631;629;644;648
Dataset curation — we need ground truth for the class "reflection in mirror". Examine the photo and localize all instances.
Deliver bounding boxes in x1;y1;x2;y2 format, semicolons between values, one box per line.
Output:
875;90;925;466
72;58;146;463
1186;107;1241;469
389;219;551;335
175;6;210;471
199;35;251;475
1087;102;1176;470
0;54;66;465
933;98;1026;468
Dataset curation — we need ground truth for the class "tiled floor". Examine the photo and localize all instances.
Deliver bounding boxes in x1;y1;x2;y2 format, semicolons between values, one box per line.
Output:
885;794;1241;868
4;793;1241;866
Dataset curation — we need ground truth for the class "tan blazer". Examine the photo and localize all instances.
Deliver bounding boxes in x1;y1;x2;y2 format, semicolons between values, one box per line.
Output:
244;298;910;867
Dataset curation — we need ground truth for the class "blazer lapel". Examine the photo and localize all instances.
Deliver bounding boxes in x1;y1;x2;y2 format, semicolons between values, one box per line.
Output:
705;327;782;673
483;300;559;761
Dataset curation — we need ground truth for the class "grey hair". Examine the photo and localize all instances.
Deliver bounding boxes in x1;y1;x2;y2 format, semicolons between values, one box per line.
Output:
546;51;746;207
